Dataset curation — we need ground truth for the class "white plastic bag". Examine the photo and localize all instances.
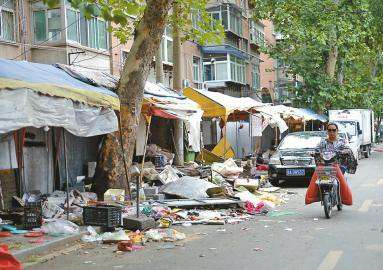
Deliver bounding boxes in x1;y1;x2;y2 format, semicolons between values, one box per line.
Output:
41;219;79;234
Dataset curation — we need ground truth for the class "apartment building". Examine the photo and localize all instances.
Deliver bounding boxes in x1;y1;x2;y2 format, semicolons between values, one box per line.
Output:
0;0;111;70
0;0;287;102
111;0;267;100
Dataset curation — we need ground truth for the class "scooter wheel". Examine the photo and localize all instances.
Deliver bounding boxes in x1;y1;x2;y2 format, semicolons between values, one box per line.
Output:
323;193;332;218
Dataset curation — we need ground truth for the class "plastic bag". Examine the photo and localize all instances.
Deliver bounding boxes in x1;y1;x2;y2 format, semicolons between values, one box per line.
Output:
41;219;79;235
0;245;22;270
101;230;130;241
81;226;102;243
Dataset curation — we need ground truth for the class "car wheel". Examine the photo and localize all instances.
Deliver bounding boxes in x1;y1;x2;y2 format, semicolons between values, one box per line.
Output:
270;178;279;186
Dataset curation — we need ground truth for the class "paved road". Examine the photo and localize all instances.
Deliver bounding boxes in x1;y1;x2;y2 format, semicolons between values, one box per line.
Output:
29;148;383;270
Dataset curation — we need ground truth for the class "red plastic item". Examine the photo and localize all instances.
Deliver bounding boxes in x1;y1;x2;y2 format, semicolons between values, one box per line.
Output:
256;164;269;171
0;245;22;270
24;232;44;238
0;232;11;238
305;165;353;205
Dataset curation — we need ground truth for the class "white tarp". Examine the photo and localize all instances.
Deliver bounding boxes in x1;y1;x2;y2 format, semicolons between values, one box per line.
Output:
0;89;118;137
189;88;265;115
0;134;18;170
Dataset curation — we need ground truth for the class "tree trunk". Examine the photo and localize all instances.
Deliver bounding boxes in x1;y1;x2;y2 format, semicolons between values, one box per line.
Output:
172;1;184;166
326;0;339;79
326;44;338;78
155;47;165;83
94;0;173;198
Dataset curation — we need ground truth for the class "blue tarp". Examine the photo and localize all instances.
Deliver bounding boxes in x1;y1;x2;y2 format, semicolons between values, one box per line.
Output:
0;59;118;98
201;45;249;60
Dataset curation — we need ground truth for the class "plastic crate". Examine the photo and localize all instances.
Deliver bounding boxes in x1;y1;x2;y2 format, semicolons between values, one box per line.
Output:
82;205;122;228
24;201;42;230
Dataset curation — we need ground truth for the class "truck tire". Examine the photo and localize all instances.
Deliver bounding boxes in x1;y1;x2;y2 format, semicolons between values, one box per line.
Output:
364;147;370;158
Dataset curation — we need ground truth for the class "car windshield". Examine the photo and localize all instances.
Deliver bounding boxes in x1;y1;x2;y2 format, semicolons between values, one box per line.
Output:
279;134;323;150
336;121;356;136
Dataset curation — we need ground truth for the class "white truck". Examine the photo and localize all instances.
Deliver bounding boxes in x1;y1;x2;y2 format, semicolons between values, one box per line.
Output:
329;109;375;159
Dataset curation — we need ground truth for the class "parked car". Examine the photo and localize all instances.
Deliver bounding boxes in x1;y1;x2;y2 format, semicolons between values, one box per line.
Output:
268;131;325;186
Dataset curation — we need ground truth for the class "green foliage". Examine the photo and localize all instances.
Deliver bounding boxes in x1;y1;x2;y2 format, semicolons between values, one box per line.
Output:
250;0;383;116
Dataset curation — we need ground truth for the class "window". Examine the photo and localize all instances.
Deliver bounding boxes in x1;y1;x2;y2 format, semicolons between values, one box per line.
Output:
229;55;246;84
250;20;265;46
65;8;108;50
193;56;201;82
161;26;173;64
0;0;15;41
208;5;242;36
33;8;61;42
203;54;229;82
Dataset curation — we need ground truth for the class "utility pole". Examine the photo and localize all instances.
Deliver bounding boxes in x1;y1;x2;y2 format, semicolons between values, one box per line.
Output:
172;1;184;166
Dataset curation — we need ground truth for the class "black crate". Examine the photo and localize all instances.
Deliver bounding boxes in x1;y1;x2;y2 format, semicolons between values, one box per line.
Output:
24;201;42;230
82;205;122;228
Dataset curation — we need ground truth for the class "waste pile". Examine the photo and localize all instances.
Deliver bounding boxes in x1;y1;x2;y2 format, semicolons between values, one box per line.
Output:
0;143;291;255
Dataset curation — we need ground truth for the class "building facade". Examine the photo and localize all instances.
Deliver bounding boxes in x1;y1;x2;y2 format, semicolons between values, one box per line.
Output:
0;0;289;102
0;0;111;70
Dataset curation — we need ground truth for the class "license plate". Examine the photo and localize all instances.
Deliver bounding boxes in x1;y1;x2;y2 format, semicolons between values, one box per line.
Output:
286;169;305;176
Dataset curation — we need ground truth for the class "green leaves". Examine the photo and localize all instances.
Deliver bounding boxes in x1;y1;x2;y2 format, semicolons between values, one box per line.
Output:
250;0;382;114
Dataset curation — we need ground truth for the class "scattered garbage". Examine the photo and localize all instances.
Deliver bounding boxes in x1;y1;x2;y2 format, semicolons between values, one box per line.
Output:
144;229;186;242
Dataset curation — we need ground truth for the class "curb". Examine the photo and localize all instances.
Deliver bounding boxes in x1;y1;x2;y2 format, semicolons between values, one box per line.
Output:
13;232;83;262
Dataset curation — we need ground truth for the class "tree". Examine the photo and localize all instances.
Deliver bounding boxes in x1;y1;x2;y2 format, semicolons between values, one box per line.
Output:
250;0;375;112
45;0;223;196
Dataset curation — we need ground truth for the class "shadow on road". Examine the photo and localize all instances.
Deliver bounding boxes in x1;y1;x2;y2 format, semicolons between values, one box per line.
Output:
278;179;310;188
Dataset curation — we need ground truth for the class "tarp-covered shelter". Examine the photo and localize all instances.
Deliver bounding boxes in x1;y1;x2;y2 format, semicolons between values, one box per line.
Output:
0;59;119;137
0;59;120;208
183;87;289;159
56;64;204;153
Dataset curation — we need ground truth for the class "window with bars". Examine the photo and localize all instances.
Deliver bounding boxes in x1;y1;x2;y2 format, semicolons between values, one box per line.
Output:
0;0;15;42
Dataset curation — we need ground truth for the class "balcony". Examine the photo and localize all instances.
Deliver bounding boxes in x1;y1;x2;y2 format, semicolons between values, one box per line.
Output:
201;45;248;87
249;20;265;48
207;3;243;37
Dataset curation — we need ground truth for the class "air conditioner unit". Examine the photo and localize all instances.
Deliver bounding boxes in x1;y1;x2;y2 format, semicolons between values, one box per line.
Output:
182;79;190;88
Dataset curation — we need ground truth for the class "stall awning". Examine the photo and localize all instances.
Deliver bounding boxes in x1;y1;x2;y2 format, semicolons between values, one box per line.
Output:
257;105;327;123
0;59;120;110
143;82;203;120
183;87;264;119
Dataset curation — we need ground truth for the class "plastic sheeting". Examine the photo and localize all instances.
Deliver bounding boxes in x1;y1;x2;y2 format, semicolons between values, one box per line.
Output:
0;89;118;137
0;59;119;110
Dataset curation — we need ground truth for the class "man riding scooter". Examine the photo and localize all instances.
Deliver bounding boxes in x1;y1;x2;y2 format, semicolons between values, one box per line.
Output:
317;123;357;175
305;123;357;215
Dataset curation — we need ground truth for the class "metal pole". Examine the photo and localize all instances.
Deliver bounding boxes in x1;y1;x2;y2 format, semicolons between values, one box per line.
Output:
45;128;49;194
137;119;150;218
62;128;70;221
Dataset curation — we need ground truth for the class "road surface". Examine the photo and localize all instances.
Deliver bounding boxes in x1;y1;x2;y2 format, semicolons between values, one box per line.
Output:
28;148;383;270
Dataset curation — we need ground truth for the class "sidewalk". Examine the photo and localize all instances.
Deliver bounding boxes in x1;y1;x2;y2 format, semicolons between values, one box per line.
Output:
1;231;83;262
